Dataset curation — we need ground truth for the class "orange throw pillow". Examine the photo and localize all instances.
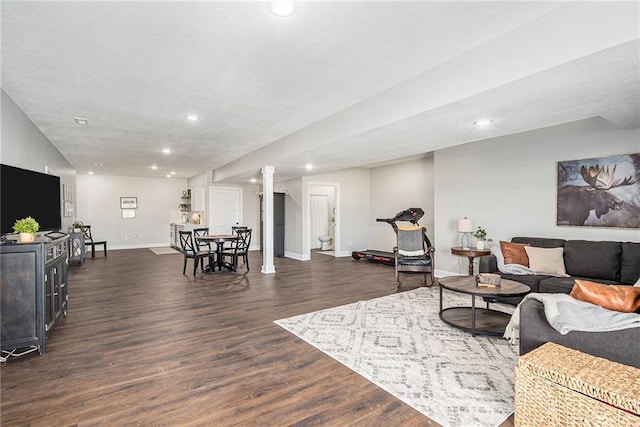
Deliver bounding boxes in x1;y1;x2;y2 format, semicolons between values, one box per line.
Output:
570;280;640;313
500;241;530;266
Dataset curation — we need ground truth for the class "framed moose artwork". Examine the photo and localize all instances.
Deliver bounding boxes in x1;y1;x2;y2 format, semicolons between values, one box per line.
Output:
557;153;640;228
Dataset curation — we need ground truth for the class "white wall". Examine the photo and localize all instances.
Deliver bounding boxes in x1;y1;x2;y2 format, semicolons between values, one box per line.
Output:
76;174;187;249
369;157;434;252
1;90;76;231
434;117;640;277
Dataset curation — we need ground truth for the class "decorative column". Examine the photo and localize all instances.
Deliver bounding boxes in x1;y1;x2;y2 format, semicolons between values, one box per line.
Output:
261;166;276;274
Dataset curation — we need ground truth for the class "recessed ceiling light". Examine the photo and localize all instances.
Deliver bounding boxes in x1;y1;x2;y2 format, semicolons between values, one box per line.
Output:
74;117;88;125
162;148;171;154
93;162;103;167
305;164;313;170
474;120;493;126
170;171;176;175
250;178;257;183
88;171;94;175
186;115;199;121
151;165;158;170
166;174;172;178
270;1;295;17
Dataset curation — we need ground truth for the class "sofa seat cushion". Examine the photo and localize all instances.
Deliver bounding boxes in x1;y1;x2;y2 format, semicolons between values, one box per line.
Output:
499;273;552;293
539;276;622;294
564;240;621;282
621;242;640;284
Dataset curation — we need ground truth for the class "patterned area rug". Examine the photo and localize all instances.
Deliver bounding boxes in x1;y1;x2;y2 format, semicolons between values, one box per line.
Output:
149;247;181;255
275;287;518;427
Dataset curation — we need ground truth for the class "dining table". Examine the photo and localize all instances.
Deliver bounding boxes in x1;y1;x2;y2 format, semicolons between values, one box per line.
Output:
195;234;238;272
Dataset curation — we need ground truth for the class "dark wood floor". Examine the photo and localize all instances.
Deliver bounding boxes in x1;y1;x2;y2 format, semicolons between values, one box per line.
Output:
1;249;515;426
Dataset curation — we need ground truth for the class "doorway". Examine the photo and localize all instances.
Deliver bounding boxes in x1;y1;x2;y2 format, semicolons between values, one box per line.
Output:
209;187;242;234
305;182;339;258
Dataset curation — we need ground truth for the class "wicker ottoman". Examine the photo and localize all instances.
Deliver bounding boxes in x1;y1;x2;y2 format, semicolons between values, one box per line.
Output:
514;342;640;427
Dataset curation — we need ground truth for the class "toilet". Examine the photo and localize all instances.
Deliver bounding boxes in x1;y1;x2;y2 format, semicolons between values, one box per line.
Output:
318;235;332;251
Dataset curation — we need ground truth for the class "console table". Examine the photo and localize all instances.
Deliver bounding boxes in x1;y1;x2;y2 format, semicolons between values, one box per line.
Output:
0;235;69;358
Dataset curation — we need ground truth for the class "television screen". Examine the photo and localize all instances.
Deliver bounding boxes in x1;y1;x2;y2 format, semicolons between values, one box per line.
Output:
1;164;62;235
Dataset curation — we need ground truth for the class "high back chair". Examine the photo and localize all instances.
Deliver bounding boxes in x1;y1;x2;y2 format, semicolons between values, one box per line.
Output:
226;226;249;249
193;227;212;252
394;225;435;288
82;225;108;258
179;231;211;276
221;228;252;272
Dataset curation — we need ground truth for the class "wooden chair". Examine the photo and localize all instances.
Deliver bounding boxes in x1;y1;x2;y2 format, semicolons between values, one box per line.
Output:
178;231;212;276
82;225;108;258
394;225;435;288
224;226;248;250
193;227;212;252
221;228;252;272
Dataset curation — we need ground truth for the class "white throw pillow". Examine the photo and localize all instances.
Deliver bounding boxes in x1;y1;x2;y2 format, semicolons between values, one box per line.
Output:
524;246;569;277
491;245;533;275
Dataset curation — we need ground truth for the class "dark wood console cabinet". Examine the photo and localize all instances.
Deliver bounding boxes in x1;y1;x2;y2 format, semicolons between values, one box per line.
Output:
1;235;69;356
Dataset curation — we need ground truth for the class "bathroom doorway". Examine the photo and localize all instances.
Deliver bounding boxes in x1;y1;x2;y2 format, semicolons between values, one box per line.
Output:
308;183;337;256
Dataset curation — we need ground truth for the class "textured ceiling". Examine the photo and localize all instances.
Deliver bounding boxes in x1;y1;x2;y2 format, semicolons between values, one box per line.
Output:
2;1;638;183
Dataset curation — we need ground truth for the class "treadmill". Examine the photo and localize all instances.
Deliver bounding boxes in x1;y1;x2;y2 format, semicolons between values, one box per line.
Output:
351;208;425;266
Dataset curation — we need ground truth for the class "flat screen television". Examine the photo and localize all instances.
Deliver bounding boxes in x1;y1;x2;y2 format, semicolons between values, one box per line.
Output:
1;164;62;235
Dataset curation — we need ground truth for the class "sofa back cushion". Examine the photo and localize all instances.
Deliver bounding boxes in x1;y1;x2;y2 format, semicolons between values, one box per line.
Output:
511;237;565;248
621;242;640;284
564;240;621;282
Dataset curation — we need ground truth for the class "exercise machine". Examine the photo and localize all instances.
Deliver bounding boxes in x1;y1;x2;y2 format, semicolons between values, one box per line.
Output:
351;207;426;266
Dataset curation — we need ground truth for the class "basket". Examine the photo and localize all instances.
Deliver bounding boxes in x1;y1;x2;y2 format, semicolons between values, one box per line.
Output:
514;342;640;426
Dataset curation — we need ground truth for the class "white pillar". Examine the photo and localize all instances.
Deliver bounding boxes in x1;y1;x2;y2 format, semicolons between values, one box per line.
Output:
261;166;276;274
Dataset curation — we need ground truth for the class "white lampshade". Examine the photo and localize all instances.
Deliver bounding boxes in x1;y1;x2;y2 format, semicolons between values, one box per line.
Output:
457;218;474;233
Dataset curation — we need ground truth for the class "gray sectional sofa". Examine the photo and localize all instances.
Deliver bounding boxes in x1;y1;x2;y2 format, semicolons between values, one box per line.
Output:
479;236;640;368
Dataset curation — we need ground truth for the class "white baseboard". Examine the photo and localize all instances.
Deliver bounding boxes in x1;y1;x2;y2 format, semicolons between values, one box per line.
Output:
334;251;354;257
284;251;308;261
107;242;171;251
435;269;465;278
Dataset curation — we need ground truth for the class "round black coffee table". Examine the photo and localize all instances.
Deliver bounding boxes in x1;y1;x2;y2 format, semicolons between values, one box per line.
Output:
438;275;530;337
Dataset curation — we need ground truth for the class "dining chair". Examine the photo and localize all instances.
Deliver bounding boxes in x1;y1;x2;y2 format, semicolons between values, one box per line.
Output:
225;226;249;250
82;225;108;258
221;228;252;272
193;227;212;252
178;231;211;276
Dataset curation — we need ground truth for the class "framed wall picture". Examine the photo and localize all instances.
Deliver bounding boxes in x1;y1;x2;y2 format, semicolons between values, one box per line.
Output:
64;201;74;218
120;197;138;209
122;209;136;219
557;153;639;228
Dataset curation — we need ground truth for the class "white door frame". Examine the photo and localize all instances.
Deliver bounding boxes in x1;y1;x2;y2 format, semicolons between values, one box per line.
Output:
208;186;243;234
303;181;340;260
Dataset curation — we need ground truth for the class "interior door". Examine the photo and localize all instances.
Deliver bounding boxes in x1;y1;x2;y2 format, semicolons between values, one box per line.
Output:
209;187;242;235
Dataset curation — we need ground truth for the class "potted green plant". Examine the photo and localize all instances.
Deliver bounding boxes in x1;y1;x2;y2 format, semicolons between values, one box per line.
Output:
473;226;492;250
13;216;40;243
72;221;84;232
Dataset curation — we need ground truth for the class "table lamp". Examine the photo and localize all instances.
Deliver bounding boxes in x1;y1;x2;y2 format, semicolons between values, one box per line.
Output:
457;217;474;249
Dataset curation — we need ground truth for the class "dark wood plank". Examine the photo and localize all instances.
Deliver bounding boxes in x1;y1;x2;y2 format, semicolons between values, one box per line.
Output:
0;249;514;426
